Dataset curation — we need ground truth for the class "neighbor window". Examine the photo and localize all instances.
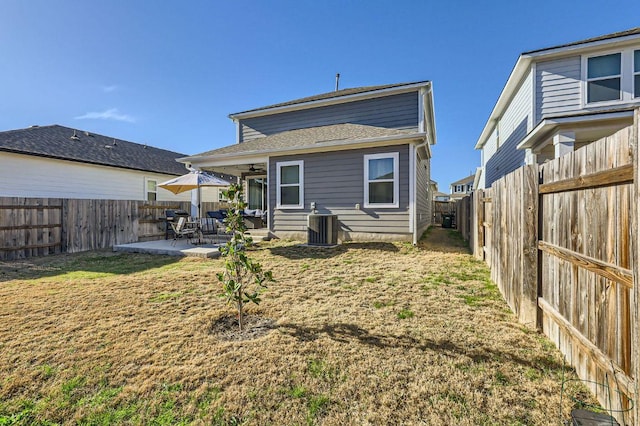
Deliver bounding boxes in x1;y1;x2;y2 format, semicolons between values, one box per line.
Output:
364;152;399;208
587;53;621;103
276;160;303;209
634;50;640;98
218;188;228;202
146;179;157;201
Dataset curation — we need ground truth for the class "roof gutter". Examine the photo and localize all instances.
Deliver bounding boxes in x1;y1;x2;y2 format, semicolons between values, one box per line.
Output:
229;82;431;120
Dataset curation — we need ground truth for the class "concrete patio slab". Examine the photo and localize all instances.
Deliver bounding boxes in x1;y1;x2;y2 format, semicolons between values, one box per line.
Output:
113;239;222;258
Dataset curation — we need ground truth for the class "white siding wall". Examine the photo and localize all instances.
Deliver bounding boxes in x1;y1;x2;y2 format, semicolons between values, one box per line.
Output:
482;127;498;167
498;69;533;143
484;70;533;187
0;152;191;201
535;56;581;123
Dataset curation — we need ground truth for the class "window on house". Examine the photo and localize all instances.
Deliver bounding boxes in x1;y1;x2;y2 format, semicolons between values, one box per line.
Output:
587;53;621;103
634;50;640;98
218;188;228;202
276;160;303;209
364;153;399;208
146;179;157;201
455;185;463;192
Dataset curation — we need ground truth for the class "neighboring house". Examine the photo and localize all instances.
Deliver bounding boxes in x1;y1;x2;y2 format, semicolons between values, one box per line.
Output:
181;81;437;243
449;174;474;200
475;27;640;189
433;191;451;202
0;124;228;202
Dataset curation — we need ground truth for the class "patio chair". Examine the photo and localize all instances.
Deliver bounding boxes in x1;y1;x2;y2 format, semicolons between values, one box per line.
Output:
169;216;197;245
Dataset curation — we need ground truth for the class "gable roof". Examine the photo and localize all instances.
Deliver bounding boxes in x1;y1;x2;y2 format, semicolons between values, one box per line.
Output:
450;174;475;186
229;81;431;118
182;123;424;161
0;125;188;175
475;27;640;150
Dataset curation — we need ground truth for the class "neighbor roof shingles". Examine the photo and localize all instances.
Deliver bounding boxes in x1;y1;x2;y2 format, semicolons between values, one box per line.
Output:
0;125;188;175
187;123;420;159
230;81;430;116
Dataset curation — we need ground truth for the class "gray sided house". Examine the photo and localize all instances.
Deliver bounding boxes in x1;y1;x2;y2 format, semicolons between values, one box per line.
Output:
182;81;437;243
476;27;640;189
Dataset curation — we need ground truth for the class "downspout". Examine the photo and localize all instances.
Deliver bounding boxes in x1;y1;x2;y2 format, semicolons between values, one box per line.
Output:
409;144;416;244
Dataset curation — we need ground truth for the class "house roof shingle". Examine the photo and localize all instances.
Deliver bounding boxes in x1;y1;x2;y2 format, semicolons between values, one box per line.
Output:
230;81;430;116
0;125;188;175
523;27;640;55
186;123;420;159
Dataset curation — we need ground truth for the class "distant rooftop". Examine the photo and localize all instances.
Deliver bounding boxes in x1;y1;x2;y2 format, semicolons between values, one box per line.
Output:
0;125;188;175
230;81;430;116
523;27;640;55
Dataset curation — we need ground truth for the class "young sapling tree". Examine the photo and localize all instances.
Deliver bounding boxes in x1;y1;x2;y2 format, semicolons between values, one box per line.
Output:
216;184;273;331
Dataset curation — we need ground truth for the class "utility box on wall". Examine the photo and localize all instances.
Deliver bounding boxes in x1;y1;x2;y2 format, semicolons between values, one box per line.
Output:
307;214;338;246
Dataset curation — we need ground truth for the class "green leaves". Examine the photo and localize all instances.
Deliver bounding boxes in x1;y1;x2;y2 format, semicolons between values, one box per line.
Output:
216;184;274;330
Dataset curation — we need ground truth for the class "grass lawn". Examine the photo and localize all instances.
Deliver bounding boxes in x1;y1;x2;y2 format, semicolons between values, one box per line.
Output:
0;227;592;425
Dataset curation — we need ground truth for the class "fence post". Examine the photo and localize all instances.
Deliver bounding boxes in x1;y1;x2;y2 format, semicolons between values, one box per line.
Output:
520;164;540;329
475;189;485;260
632;107;639;425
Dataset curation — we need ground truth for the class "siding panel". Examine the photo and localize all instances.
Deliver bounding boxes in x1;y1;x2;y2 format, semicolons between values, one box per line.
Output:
269;145;411;236
535;56;581;122
241;92;418;142
415;155;431;236
0;152;191;202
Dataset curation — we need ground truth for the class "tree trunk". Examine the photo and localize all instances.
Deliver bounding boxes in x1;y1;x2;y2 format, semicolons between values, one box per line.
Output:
237;293;244;331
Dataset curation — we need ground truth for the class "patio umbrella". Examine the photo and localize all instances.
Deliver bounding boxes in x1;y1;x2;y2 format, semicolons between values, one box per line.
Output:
158;170;230;218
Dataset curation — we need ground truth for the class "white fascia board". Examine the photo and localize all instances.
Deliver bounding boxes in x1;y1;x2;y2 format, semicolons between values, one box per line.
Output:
229;82;431;120
180;133;427;167
516;110;635;150
181;155;269;169
424;83;437;145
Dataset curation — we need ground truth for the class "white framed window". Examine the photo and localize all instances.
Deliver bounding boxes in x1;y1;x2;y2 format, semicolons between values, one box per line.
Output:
364;152;399;208
634;50;640;98
218;188;228;202
145;179;157;201
586;53;622;103
276;160;304;209
582;49;640;106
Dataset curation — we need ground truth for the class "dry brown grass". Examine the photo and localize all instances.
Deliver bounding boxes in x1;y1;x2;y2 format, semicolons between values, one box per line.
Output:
0;227;592;425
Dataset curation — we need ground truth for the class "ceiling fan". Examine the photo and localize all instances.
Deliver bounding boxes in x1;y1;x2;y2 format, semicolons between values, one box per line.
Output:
248;164;263;172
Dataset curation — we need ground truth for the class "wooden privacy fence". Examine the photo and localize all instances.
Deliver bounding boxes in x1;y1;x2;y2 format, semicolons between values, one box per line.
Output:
433;200;456;225
0;199;229;260
458;114;640;424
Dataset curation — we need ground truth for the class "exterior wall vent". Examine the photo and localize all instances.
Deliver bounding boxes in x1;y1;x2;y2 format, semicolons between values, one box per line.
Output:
307;214;338;246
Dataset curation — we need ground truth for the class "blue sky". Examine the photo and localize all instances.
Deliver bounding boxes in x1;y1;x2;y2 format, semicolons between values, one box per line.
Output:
1;1;639;191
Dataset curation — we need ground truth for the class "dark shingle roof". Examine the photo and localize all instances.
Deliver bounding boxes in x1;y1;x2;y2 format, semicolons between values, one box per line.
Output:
0;125;188;175
230;81;430;116
188;123;420;159
523;27;640;55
